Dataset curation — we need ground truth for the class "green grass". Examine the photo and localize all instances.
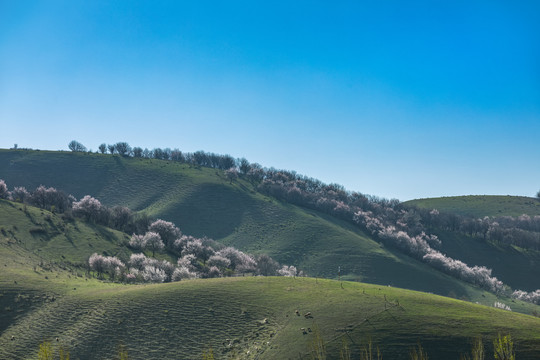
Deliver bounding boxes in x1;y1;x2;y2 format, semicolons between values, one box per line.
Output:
0;199;131;265
1;271;540;360
405;195;540;218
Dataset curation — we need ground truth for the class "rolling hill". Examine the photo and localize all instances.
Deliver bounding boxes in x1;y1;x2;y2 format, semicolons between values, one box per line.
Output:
2;245;540;359
404;195;540;218
2;150;540;358
0;149;515;300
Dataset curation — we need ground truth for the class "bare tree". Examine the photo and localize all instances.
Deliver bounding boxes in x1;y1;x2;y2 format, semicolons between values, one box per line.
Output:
98;143;107;154
115;142;132;156
132;147;143;158
68;140;86;152
239;158;251;175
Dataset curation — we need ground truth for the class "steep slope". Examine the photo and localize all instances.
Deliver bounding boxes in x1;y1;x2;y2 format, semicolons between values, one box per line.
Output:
405;195;540;218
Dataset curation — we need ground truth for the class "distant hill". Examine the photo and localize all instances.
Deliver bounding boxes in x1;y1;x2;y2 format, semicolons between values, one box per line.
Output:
404;195;540;218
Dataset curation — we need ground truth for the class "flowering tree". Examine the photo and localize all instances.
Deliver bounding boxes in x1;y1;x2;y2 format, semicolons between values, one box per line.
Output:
278;265;298;277
149;219;181;248
141;266;167;283
129;234;145;250
128;253;147;270
11;186;30;203
0;180;8;199
217;247;256;274
172;266;197;281
183;239;214;263
207;254;231;270
72;195;103;222
143;232;165;256
206;266;221;278
89;253;125;280
225;167;238;184
89;253;106;276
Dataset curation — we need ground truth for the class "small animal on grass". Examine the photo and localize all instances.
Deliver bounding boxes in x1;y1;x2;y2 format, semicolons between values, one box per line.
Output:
295;310;300;316
301;328;307;335
304;312;313;318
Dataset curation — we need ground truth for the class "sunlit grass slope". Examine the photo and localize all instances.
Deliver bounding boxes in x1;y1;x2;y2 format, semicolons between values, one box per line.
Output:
2;272;540;360
405;195;540;217
0;199;131;265
0;150;505;300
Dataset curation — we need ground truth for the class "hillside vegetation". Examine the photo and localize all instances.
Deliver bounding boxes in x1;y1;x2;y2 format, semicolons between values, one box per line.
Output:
405;195;540;218
2;150;540;358
0;149;509;300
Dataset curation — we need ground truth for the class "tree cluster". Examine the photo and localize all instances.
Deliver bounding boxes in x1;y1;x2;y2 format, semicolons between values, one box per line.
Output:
1;180;150;234
0;179;296;283
89;218;297;283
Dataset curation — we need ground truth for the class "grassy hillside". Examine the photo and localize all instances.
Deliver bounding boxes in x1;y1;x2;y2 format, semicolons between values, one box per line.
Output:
0;149;512;300
0;199;131;265
2;269;540;360
405;195;540;218
1;174;540;358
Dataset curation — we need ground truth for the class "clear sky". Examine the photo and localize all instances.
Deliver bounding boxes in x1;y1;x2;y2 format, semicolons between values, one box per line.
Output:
1;1;539;201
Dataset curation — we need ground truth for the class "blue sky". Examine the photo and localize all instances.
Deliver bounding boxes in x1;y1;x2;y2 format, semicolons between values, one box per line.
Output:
1;1;539;200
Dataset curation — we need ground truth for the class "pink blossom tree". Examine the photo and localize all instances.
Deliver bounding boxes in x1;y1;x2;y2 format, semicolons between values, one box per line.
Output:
149;219;181;248
0;180;8;199
72;195;104;222
225;167;238;184
142;231;165;257
11;186;30;203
